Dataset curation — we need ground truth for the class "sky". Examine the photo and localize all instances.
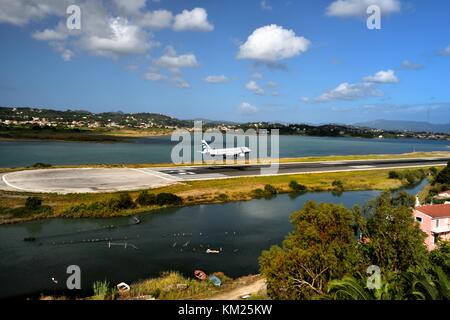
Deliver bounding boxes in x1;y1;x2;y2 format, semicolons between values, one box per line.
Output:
0;0;449;124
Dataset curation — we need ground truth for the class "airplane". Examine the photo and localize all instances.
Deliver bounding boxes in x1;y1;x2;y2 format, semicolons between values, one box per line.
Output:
201;140;251;159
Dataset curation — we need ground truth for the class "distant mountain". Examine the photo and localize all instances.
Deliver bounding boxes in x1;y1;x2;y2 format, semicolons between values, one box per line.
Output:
354;120;450;134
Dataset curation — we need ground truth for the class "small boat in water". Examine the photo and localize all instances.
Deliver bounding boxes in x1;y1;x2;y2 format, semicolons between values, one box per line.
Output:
206;249;220;254
194;270;207;281
208;275;222;287
132;216;141;225
23;237;36;242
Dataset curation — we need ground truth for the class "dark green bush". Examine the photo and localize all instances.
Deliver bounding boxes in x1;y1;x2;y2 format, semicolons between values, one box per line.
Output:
289;180;307;192
108;193;136;211
135;190;157;206
31;163;52;168
155;193;182;206
25;196;42;211
332;180;344;190
388;171;401;179
264;184;278;195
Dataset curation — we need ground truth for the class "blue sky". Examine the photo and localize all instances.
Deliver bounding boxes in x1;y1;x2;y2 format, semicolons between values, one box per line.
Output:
0;0;449;124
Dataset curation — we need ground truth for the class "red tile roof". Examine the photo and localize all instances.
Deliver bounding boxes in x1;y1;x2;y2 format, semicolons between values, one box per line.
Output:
416;204;450;218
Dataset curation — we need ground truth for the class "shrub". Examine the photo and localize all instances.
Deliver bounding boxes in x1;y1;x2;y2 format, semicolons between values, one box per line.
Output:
108;193;136;211
25;196;42;211
135;190;156;206
155;193;182;206
289;180;307;192
92;281;110;300
264;184;278;195
216;193;229;202
31;163;52;168
434;162;450;184
429;167;438;177
332;180;344;190
253;188;265;199
388;171;401;179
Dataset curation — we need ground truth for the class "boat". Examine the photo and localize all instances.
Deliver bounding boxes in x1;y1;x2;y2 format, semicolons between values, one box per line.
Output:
206;249;220;254
194;270;207;281
132;216;141;225
208;275;222;287
23;237;36;242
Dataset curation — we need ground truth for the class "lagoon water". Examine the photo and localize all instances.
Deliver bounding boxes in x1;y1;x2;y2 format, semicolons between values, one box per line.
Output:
0;135;449;167
0;181;426;299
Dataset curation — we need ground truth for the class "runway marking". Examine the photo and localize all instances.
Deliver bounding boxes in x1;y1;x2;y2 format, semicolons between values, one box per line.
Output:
322;161;346;165
130;168;179;182
350;165;376;169
1;173;30;192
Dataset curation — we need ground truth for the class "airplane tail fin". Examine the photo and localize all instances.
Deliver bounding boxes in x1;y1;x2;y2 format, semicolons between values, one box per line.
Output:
201;140;212;152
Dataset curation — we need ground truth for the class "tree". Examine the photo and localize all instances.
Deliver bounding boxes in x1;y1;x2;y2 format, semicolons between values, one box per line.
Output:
155;193;182;206
289;180;307;192
25;196;42;211
434;162;450;184
364;191;429;274
259;201;366;300
430;241;450;277
135;190;156;206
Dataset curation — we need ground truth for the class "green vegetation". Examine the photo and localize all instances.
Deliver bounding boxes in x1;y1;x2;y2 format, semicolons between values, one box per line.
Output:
0;167;435;224
420;162;450;204
388;168;427;185
259;191;450;300
62;191;181;218
30;163;52;169
435;162;450;184
92;281;111;300
289;180;307;192
0;196;52;218
332;179;344;191
135;190;157;206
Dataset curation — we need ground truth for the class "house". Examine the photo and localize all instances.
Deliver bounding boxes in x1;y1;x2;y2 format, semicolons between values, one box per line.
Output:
413;204;450;250
438;190;450;199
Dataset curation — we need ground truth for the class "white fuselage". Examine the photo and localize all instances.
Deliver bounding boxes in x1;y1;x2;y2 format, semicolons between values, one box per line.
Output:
204;147;251;157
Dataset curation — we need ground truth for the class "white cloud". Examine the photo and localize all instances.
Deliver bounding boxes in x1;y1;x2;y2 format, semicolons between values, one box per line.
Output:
144;72;166;82
205;75;229;84
113;0;147;15
82;17;151;57
238;102;259;115
326;0;401;17
237;24;310;62
401;60;423;70
174;78;191;89
32;27;67;41
173;8;214;31
315;82;383;102
260;0;272;10
138;10;173;29
0;0;69;26
245;80;264;95
156;49;199;69
363;69;399;83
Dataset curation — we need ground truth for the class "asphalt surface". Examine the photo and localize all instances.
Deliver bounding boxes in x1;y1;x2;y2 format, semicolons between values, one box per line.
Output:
0;157;449;194
160;157;450;179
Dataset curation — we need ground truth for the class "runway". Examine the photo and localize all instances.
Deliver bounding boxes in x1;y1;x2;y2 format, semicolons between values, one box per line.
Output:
159;157;450;180
0;157;449;194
